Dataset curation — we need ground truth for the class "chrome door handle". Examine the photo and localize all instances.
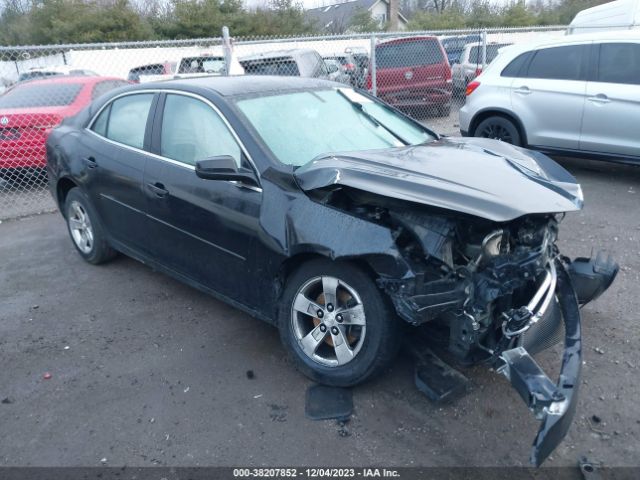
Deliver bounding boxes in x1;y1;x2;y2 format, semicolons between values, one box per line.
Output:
514;86;531;95
588;94;610;104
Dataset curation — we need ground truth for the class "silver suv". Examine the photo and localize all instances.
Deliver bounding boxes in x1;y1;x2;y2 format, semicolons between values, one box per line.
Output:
459;31;640;163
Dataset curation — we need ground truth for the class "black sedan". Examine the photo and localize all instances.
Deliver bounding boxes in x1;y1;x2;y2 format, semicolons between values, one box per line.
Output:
46;76;617;465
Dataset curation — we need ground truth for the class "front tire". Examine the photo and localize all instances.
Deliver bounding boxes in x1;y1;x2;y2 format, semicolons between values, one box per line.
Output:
64;187;117;264
278;259;401;387
474;115;522;146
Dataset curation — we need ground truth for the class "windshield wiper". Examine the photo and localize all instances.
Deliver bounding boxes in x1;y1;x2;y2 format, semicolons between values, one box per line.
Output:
337;89;410;146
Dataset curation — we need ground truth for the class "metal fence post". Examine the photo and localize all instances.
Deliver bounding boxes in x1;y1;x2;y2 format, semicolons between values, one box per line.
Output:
222;26;231;76
481;29;487;70
370;33;377;96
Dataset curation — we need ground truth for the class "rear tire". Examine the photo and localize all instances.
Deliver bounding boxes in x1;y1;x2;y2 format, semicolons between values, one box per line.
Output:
64;187;117;265
474;115;522;146
278;259;402;387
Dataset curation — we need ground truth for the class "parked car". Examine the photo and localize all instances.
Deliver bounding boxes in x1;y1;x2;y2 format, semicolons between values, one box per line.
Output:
0;76;129;181
127;62;177;83
568;0;640;34
46;76;616;466
323;58;351;84
344;47;370;88
452;42;512;92
460;31;640;163
366;36;452;116
323;53;363;87
239;49;329;79
175;55;227;78
18;65;99;83
441;34;482;65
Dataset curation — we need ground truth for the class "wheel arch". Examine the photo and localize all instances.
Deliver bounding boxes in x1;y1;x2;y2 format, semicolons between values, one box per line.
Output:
56;176;79;214
469;108;528;147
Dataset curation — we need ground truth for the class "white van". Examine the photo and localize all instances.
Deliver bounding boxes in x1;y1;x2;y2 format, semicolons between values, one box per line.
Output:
568;0;640;34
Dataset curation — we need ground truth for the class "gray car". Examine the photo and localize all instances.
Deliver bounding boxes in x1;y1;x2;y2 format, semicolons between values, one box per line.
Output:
239;49;329;79
459;31;640;163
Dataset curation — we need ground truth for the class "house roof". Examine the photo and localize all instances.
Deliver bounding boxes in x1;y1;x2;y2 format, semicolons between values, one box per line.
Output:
306;0;404;31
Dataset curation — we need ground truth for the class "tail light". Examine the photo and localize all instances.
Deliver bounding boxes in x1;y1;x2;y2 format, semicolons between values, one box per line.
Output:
474;68;483;78
343;63;355;71
466;81;480;96
365;74;372;90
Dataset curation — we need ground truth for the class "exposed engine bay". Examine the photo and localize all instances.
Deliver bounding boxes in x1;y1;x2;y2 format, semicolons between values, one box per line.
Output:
307;184;618;466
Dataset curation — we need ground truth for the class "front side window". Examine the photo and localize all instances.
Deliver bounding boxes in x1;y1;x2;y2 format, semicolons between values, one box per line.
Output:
597;43;640;85
235;88;434;167
160;94;242;166
94;93;154;149
526;45;587;81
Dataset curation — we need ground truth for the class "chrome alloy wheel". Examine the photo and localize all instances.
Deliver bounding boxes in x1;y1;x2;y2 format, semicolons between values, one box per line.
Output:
68;200;94;254
291;276;367;367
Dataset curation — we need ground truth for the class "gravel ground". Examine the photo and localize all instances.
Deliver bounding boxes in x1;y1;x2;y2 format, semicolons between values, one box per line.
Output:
0;157;638;469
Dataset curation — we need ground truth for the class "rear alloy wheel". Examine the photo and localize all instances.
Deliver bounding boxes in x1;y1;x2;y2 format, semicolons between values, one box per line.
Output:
474;115;522;146
64;187;117;264
278;259;401;387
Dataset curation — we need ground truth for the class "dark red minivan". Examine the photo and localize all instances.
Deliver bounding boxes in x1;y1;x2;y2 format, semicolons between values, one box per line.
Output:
366;36;452;116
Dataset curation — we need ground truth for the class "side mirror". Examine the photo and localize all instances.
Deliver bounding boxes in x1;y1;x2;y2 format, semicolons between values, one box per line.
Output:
195;155;259;187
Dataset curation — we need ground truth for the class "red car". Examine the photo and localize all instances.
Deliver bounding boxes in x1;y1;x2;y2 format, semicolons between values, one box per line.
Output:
0;76;129;180
366;36;453;116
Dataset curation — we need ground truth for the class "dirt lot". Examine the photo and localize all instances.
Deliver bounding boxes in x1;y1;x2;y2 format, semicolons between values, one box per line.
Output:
0;157;638;469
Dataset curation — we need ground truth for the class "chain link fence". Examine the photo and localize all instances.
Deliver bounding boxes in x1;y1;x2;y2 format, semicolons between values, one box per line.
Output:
0;25;568;221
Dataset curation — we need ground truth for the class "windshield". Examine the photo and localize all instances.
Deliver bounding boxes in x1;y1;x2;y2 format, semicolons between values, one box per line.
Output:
235;88;434;166
0;83;83;108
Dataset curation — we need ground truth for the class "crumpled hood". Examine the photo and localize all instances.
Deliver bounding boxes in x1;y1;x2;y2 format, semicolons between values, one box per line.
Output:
294;137;583;222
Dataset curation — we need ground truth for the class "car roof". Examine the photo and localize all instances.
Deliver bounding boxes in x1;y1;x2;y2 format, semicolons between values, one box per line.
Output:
377;36;438;46
133;75;338;97
17;76;124;87
502;30;640;55
239;49;317;62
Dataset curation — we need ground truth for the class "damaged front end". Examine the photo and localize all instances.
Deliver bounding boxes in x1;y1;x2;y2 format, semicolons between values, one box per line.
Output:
293;142;617;465
375;211;618;466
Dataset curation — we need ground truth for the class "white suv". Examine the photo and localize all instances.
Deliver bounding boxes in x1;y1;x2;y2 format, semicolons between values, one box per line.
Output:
459;31;640;163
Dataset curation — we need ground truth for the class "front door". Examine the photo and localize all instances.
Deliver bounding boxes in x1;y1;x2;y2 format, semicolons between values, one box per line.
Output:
143;92;262;304
580;42;640;158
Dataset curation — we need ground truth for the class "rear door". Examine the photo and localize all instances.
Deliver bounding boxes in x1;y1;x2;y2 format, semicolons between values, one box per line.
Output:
82;92;157;250
510;43;590;149
580;41;640;158
375;38;450;107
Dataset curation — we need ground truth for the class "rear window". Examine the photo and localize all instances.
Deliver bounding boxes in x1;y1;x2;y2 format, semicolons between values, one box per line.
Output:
92;80;130;100
469;44;510;64
178;57;226;74
130;64;165;75
0;83;83;108
241;59;300;76
376;40;444;69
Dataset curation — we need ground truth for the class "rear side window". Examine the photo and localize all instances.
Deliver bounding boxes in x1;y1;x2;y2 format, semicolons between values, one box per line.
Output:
0;83;83;108
597;43;640;85
526;45;587;81
376;40;444;69
501;52;532;77
92;93;154;149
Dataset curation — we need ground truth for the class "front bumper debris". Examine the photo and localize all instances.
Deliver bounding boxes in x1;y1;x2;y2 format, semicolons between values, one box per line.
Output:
498;259;589;466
